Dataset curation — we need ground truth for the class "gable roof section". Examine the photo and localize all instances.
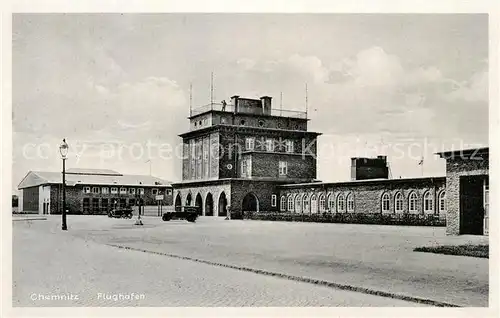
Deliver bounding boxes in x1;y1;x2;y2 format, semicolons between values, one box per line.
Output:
18;170;172;189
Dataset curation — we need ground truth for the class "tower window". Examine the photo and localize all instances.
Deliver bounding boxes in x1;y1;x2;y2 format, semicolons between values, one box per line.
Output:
279;161;288;176
259;120;264;127
245;137;255;150
240;120;246;125
265;139;275;152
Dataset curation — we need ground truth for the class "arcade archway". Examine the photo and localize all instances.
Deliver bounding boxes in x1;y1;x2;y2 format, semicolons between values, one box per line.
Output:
242;192;259;212
205;193;214;216
218;192;228;217
195;193;203;216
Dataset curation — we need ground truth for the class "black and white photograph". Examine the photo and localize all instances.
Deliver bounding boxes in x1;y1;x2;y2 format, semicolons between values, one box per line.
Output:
2;1;498;317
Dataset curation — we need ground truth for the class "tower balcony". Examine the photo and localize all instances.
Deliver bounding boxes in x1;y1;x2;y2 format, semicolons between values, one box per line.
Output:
190;102;307;119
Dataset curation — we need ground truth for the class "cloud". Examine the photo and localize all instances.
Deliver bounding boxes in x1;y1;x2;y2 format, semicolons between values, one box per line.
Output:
231;47;487;144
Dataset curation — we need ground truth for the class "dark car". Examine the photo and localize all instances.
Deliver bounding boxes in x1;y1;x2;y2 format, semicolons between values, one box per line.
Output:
162;206;199;222
108;207;133;219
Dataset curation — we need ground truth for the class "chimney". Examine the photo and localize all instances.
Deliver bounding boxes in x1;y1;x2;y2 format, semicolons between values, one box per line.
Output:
260;96;272;115
231;95;239;113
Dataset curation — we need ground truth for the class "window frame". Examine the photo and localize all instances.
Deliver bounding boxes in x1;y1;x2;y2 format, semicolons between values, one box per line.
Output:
110;187;118;194
423;191;434;213
278;161;288;176
271;194;277;207
381;192;390;213
310;194;318;214
92;187;100;194
119;187;127;194
295;195;302;213
328;193;335;212
394;192;404;213
408;192;418;213
302;195;310;214
101;187;109;194
280;195;286;212
152;188;159;196
245;137;255;151
438;191;445;214
346;192;354;212
285;140;294;153
83;186;91;194
337;193;345;212
319;194;326;213
265;138;275;152
287;195;294;212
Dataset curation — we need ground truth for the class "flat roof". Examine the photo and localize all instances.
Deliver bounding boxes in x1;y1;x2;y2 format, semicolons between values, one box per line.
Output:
435;147;489;158
279;176;446;188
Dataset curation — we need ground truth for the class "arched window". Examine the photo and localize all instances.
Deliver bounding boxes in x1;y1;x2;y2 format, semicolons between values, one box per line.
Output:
408;192;418;213
337;193;345;212
319;194;326;213
328;193;335;212
438;191;446;214
394;192;404;213
303;195;310;214
346;193;354;212
295;195;302;213
423;191;434;213
287;195;294;212
310;194;318;214
280;196;286;212
381;193;390;213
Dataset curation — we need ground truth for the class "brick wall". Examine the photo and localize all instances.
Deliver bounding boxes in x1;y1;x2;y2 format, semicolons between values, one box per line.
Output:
278;177;446;218
445;156;489;235
22;186;39;212
49;184;172;215
249;153;316;180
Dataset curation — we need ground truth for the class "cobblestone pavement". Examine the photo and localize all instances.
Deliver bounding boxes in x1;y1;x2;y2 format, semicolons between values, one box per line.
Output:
14;215;489;306
13;220;426;307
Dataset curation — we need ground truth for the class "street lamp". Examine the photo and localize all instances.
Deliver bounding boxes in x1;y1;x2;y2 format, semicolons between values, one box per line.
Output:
59;138;69;231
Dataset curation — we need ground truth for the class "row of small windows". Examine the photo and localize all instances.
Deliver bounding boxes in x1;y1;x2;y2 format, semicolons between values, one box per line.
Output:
273;191;446;214
82;187;172;196
245;137;294;153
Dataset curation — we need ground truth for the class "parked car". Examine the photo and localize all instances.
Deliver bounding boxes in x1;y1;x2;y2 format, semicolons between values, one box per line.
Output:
108;207;133;219
162;206;199;222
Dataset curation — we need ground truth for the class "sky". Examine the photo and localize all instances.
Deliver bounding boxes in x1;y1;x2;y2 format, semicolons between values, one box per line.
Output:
12;13;489;193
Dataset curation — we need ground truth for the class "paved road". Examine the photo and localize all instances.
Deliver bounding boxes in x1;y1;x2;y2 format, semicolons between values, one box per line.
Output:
13;219;425;307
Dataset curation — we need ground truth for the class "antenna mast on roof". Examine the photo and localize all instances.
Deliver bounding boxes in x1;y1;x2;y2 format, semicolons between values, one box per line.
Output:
210;72;214;110
189;82;193;117
305;83;309;118
280;91;283;116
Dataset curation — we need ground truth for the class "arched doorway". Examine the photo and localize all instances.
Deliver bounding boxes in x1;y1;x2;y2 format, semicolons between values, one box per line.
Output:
218;192;228;217
186;193;192;206
195;193;203;216
205;193;214;216
174;193;182;212
242;192;259;212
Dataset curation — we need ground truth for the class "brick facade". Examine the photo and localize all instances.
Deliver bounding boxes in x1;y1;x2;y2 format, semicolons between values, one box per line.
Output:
442;152;489;235
49;185;173;214
278;178;446;218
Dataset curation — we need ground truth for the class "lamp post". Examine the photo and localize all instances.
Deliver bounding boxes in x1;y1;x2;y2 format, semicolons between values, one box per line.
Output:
59;139;69;231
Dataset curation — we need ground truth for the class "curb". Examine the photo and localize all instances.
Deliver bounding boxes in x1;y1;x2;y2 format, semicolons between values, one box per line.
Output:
106;244;460;308
12;217;47;221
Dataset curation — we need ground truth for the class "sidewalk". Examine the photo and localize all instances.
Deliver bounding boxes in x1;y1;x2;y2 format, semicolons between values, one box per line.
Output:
12;221;424;307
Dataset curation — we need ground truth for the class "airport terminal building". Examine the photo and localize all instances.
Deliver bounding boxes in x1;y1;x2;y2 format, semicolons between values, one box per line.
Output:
172;94;489;236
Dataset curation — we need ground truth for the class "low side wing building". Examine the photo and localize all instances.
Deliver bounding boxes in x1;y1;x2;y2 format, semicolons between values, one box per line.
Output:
17;168;173;215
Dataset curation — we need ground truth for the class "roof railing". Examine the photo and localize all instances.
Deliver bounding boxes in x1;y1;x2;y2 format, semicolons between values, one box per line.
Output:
190;103;307;119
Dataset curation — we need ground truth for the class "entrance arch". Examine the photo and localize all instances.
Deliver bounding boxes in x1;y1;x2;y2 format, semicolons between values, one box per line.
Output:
186;193;192;206
205;193;214;216
218;192;228;217
242;192;259;212
174;193;182;212
195;193;203;216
